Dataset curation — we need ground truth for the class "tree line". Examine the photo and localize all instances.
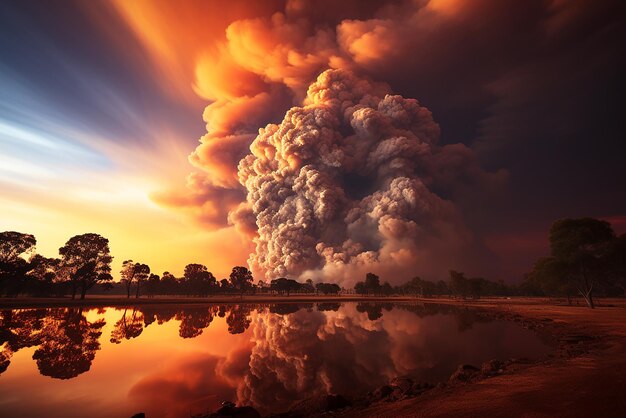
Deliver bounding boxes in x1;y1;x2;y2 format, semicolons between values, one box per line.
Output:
0;231;344;299
1;217;624;305
353;271;514;299
0;232;254;299
352;218;626;309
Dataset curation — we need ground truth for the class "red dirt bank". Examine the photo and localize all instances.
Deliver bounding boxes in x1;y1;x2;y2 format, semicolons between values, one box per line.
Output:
341;298;626;418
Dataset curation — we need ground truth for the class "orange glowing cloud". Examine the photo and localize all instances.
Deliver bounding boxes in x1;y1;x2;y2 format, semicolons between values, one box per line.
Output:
108;0;283;103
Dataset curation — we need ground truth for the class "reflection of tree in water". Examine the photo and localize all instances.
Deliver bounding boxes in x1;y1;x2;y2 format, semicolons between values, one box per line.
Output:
316;302;341;312
110;308;144;344
269;303;312;316
33;308;105;379
176;307;216;338
226;305;252;334
141;306;179;327
355;302;394;320
0;309;46;374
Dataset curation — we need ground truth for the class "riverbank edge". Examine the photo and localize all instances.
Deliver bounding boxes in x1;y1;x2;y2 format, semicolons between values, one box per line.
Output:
328;298;626;418
0;295;572;309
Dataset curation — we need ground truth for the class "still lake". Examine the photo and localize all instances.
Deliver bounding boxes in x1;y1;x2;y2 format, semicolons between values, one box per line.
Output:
0;302;551;417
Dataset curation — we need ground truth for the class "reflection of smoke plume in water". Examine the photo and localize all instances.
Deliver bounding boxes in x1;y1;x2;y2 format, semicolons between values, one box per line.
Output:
232;69;503;283
237;307;396;409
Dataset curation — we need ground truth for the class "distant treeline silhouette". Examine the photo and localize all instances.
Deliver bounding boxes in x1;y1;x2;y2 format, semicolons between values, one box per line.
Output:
1;217;624;304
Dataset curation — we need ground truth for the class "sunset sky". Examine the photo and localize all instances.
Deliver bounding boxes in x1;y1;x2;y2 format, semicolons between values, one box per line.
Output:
1;0;625;282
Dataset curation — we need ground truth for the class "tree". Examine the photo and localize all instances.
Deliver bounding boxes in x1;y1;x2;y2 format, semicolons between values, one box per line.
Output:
270;277;301;295
354;282;367;295
59;234;113;299
230;266;253;298
134;264;150;298
120;260;150;299
549;218;616;308
381;281;393;296
525;256;574;303
449;270;469;299
467;277;485;299
144;273;160;297
183;263;216;296
316;282;341;295
26;255;59;296
160;271;178;294
608;234;626;292
0;231;36;297
365;272;381;294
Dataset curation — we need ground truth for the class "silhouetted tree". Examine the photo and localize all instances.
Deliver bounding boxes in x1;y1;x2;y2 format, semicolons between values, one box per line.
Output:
120;260;150;299
0;231;36;297
183;263;216;296
549;218;616;308
525;256;574;303
26;255;59;296
160;271;178;294
230;266;253;298
315;282;341;295
354;281;367;295
59;234;113;299
449;270;469;299
365;273;381;294
271;277;301;295
468;277;485;299
354;272;382;295
144;273;160;297
608;234;626;292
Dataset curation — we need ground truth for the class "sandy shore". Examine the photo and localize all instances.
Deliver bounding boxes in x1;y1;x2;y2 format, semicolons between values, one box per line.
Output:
338;298;626;418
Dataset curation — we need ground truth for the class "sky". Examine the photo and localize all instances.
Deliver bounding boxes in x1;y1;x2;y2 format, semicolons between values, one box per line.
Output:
1;0;625;283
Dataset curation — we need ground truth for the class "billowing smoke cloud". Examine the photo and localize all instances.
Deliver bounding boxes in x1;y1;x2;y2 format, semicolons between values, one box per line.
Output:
138;0;624;281
232;69;503;282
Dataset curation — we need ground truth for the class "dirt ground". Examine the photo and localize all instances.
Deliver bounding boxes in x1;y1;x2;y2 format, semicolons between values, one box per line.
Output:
340;298;626;418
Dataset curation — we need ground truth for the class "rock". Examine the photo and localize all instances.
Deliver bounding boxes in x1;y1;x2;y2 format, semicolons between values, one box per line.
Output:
411;382;435;395
373;385;394;399
480;359;505;376
448;364;480;382
287;394;351;415
389;376;414;393
208;405;261;418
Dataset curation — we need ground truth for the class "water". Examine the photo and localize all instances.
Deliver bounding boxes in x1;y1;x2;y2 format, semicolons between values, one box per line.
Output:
0;302;551;417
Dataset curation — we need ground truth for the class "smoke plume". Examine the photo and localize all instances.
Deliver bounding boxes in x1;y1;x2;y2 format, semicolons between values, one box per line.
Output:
230;69;504;282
